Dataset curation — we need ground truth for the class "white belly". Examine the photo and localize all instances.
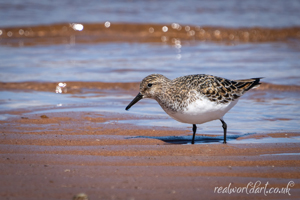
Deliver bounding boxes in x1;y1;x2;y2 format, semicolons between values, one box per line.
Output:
163;98;238;124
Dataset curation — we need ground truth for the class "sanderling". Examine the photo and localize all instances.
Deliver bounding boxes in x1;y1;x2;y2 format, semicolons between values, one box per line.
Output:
126;74;262;144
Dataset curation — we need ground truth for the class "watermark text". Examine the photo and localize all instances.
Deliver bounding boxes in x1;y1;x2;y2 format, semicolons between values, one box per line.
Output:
214;181;295;196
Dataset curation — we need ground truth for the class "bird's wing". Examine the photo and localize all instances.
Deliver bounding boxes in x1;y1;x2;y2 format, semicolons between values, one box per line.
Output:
196;75;262;103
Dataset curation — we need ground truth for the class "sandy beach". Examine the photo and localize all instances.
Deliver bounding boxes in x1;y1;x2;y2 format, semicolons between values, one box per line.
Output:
1;82;300;200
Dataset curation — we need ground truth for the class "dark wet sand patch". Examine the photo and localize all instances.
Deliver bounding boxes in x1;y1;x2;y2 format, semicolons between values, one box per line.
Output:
1;23;300;47
1;81;300;94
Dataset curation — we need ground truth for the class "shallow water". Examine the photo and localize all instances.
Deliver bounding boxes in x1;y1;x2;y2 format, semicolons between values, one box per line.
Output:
1;0;300;27
1;42;300;85
0;0;300;142
0;88;299;137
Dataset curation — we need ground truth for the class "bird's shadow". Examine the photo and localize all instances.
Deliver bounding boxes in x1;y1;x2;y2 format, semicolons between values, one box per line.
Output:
127;133;254;144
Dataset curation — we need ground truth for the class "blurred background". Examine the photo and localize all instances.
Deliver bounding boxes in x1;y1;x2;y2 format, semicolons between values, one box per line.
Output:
0;0;299;135
1;0;300;83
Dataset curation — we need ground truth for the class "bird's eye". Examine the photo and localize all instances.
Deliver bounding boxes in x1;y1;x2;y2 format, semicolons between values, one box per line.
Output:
147;83;153;88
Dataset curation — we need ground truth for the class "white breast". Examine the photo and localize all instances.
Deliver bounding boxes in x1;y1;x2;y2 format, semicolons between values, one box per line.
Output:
162;95;238;125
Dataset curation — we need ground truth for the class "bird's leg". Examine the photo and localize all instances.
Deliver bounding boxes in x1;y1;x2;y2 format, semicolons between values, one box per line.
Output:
220;119;227;144
192;124;197;144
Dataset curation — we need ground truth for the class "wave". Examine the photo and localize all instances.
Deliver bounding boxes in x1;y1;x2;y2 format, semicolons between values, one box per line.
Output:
1;23;300;46
0;81;299;93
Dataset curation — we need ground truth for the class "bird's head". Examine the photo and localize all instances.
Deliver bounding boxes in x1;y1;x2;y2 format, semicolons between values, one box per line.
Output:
125;74;169;110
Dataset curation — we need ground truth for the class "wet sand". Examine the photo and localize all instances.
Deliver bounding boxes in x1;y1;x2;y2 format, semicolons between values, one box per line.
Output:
1;82;300;200
1;23;300;47
1;81;300;93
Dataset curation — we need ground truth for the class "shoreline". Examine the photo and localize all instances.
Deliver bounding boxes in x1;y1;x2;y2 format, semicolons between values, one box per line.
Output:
1;81;300;92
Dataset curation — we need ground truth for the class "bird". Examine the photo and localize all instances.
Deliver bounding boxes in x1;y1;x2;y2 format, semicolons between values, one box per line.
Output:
125;74;262;144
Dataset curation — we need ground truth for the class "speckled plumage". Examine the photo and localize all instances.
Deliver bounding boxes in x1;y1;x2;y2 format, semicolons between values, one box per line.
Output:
126;74;262;144
138;74;260;112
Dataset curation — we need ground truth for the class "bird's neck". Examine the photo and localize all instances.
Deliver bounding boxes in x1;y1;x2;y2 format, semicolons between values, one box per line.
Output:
155;83;182;113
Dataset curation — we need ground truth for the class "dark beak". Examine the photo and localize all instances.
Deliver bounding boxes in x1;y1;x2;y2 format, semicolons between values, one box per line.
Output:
125;92;143;111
